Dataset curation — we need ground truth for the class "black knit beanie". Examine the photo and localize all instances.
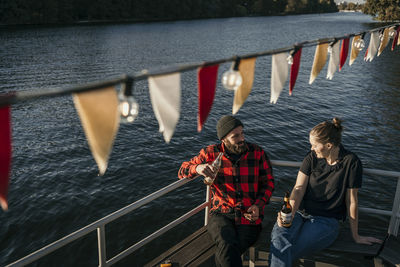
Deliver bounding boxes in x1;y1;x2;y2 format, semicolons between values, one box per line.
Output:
216;115;243;140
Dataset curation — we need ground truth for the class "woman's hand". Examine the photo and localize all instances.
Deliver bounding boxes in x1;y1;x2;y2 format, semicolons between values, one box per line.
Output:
354;235;383;245
276;212;285;227
244;205;259;222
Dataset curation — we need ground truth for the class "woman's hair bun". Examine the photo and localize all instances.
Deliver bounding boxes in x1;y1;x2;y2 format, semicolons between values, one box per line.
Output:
332;117;343;131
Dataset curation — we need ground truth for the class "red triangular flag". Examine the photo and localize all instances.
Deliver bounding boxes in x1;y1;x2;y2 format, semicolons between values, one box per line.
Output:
339;38;350;71
289;47;302;96
0;105;12;211
197;65;219;132
392;26;400;51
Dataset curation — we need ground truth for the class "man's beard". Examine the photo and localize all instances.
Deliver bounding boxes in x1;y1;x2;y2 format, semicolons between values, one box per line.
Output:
224;140;247;155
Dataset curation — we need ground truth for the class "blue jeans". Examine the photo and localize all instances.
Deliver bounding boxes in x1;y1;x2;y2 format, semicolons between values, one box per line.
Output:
268;212;339;267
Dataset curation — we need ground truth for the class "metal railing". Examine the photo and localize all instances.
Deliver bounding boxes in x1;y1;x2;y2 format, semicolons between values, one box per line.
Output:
6;161;400;267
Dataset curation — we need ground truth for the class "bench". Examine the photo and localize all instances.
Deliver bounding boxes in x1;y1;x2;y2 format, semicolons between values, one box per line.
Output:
376;235;400;266
245;219;385;267
145;218;388;267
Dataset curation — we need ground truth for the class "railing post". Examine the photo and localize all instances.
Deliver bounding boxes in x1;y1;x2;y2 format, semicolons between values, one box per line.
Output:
388;177;400;236
97;225;107;267
204;185;211;226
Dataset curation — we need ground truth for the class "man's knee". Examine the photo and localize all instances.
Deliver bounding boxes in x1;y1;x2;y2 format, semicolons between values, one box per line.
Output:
238;225;261;252
207;214;238;245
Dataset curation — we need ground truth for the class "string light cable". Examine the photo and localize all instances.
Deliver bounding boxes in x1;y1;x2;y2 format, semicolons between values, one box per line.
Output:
0;22;399;109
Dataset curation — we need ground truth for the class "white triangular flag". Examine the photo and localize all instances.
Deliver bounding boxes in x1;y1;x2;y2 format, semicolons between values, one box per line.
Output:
148;73;181;143
365;31;380;62
270;53;288;104
326;41;340;80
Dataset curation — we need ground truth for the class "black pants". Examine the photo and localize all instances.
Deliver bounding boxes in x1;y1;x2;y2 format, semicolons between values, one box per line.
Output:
207;213;261;267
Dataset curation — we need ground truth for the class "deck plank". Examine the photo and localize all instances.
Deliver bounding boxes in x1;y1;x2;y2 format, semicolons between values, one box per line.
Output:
327;226;383;255
378;235;400;266
144;226;214;267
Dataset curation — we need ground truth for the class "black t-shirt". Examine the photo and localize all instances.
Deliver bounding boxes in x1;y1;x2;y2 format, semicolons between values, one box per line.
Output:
299;144;362;220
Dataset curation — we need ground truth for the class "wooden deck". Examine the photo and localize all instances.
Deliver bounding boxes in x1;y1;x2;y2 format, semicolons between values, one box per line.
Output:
146;218;399;267
378;235;400;266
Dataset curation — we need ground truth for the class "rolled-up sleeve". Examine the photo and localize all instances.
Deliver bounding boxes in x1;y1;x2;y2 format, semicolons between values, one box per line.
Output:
178;148;207;179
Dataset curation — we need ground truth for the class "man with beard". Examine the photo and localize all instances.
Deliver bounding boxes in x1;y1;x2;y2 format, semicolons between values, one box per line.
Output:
178;115;275;267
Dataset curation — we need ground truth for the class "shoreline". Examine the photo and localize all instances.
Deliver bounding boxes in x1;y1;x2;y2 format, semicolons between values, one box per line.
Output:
0;11;340;28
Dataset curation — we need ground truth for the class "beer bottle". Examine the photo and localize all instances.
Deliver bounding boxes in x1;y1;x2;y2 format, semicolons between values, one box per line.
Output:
204;152;223;185
280;191;293;228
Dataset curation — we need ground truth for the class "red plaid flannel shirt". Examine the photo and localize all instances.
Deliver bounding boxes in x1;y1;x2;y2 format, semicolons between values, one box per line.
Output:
178;142;274;225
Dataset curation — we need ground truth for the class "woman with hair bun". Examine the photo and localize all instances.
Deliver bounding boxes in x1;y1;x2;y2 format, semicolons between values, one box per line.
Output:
268;118;382;267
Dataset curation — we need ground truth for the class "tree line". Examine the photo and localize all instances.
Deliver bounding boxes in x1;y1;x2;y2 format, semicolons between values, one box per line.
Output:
362;0;400;21
0;0;338;26
337;1;364;12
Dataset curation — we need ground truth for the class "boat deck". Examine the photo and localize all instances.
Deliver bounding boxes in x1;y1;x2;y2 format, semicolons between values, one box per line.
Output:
6;162;399;267
146;217;399;267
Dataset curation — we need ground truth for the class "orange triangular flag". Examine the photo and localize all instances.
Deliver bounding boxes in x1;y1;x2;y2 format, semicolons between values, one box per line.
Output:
309;43;329;84
378;28;390;56
73;87;120;175
349;35;362;66
232;58;256;114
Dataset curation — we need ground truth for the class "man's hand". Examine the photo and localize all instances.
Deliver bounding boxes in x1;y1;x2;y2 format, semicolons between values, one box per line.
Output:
244;205;259;222
196;164;217;178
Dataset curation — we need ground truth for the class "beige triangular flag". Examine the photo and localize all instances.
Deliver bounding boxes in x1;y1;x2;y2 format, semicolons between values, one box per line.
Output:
326;41;340;80
148;73;181;143
350;35;362;66
270;53;288;104
73;87;120;175
309;43;329;84
398;31;400;45
365;31;380;62
378;28;390;56
232;57;256;114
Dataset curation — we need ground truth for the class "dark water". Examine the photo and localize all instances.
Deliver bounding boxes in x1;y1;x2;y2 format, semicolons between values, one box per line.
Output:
0;13;399;266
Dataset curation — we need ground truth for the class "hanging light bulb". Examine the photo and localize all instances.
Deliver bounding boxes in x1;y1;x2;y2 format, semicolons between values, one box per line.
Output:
328;40;338;55
119;95;139;123
327;45;333;55
119;79;139;123
286;53;293;65
389;27;397;39
222;58;242;91
379;30;384;41
353;38;365;51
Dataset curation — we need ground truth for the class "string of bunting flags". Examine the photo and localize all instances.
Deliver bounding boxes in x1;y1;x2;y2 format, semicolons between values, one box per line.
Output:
0;22;399;211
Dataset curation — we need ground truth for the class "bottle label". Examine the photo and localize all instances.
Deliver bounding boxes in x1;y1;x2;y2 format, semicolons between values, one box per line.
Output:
280;211;292;224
